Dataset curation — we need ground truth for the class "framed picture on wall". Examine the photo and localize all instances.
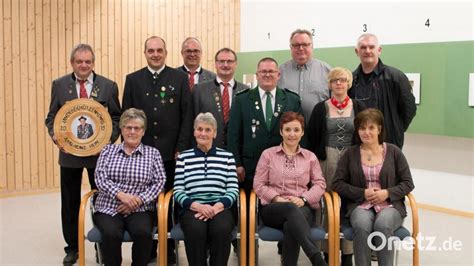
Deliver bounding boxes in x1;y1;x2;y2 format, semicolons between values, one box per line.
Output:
469;73;474;107
243;74;257;88
405;73;421;104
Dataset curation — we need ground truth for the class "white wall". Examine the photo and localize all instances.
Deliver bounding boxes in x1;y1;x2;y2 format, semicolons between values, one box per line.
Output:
241;0;473;52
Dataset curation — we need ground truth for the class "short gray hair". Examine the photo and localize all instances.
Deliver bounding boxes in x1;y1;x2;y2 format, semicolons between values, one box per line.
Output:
70;43;95;62
356;33;379;47
181;37;202;51
194;112;217;130
120;108;147;130
289;29;313;44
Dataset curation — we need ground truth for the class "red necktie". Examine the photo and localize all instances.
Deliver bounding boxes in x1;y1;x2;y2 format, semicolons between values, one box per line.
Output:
188;71;196;90
222;83;230;123
79;80;88;98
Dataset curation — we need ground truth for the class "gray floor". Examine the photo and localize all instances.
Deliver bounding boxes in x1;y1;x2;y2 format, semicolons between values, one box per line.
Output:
1;192;472;265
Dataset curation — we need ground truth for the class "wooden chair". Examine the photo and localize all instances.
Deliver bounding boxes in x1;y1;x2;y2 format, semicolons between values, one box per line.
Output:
332;191;419;266
78;190;165;266
161;189;247;266
248;190;335;266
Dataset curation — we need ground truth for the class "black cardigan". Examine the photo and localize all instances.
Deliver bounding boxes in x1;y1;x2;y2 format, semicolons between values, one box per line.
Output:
307;99;366;160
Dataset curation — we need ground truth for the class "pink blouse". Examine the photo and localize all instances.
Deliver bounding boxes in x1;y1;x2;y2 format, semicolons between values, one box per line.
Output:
253;145;326;209
359;143;393;212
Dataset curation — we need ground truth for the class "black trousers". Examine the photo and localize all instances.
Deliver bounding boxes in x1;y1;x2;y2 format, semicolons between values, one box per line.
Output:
261;203;318;266
94;211;154;266
180;209;235;266
60;167;96;254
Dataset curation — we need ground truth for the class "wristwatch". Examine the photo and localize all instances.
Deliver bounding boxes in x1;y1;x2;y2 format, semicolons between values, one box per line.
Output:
299;196;308;205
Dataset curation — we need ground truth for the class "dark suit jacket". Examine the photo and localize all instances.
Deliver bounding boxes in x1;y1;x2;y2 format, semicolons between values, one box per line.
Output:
192;79;249;148
332;143;415;218
227;87;303;177
45;72;121;168
177;65;216;85
122;66;193;161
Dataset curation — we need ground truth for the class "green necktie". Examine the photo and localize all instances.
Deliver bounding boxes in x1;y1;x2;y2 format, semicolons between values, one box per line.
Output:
265;91;273;129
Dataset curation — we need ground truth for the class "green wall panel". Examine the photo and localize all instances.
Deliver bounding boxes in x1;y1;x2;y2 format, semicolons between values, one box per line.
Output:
236;41;474;138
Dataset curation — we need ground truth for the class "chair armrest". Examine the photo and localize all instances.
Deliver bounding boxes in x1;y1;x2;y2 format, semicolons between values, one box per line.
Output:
159;190;173;266
331;191;341;266
248;190;257;266
78;189;97;266
323;192;335;266
239;189;247;266
406;193;419;266
156;192;165;266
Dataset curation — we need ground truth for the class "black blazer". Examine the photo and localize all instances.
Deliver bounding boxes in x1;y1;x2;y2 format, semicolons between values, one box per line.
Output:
122;66;193;161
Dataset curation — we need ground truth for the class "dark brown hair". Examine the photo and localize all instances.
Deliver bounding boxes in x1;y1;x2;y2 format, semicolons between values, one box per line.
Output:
279;112;305;131
354;108;385;144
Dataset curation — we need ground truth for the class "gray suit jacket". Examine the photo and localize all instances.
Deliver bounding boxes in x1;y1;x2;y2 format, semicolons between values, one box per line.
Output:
45;72;121;168
192;79;248;148
177;65;216;84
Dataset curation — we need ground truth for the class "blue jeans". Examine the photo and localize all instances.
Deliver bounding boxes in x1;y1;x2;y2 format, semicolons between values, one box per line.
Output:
350;207;402;266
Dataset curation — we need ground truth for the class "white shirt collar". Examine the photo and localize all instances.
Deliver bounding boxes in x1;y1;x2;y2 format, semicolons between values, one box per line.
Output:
184;65;202;74
258;87;276;99
74;72;93;83
148;65;165;76
216;76;235;87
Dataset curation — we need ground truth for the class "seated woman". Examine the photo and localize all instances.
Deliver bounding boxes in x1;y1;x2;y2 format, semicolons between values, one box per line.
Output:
332;108;415;266
94;108;166;266
307;67;366;265
253;111;327;266
174;112;239;266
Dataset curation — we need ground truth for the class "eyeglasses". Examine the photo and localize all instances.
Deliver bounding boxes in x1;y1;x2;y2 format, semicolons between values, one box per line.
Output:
216;59;235;65
291;43;312;49
257;70;279;75
330;78;348;84
183;49;201;55
123;126;143;131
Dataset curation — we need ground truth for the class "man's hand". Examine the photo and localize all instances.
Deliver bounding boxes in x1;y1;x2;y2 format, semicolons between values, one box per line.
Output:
236;166;246;182
52;135;68;154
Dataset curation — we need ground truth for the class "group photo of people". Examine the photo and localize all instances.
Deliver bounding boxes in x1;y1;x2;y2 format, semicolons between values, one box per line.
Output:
43;26;418;266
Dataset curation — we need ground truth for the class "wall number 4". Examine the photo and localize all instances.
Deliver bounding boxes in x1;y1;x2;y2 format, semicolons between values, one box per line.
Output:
425;18;430;27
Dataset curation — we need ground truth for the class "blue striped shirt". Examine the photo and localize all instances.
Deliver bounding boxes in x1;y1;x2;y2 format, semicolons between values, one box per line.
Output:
174;146;239;210
94;143;166;216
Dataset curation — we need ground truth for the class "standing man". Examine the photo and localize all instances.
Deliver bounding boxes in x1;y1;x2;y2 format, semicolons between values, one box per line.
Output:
349;33;416;148
227;57;302;264
278;29;331;122
227;57;302;196
122;36;193;263
177;37;216;90
192;48;248;148
45;43;121;265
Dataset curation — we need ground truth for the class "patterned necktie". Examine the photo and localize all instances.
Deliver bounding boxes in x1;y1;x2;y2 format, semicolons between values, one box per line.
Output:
79;80;88;98
188;71;196;90
221;83;230;123
265;91;272;129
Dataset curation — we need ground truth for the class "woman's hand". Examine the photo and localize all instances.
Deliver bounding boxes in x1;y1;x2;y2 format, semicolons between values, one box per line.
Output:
116;192;143;211
365;188;389;204
271;196;290;203
191;202;215;221
288;196;305;207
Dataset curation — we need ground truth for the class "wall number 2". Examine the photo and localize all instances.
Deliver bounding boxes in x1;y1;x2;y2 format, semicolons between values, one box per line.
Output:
362;24;367;32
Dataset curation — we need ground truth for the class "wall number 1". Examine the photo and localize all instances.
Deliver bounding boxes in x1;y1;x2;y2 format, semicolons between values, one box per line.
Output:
268;32;271;39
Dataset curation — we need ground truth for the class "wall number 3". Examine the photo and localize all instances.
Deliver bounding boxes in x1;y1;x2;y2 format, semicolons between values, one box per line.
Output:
363;24;367;32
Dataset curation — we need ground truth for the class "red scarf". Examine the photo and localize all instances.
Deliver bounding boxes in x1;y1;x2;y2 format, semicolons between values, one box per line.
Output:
330;96;350;110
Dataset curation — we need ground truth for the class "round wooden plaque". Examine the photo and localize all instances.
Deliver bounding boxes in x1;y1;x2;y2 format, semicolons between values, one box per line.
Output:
53;98;113;156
